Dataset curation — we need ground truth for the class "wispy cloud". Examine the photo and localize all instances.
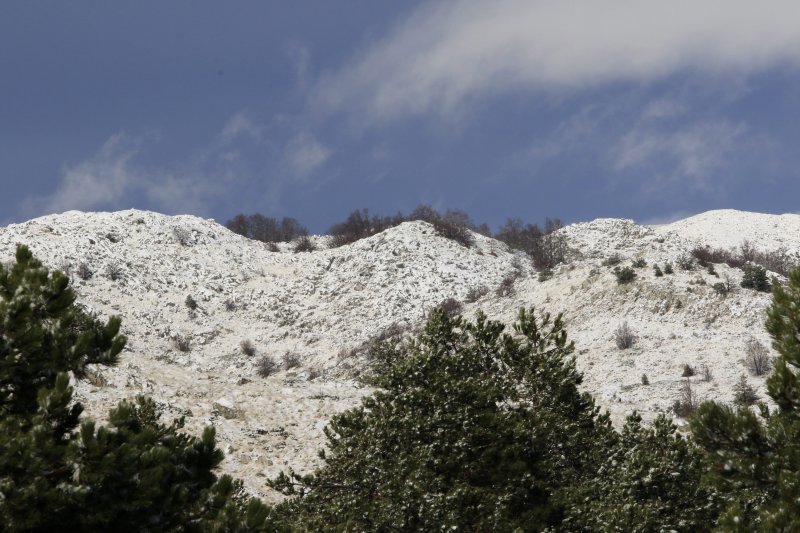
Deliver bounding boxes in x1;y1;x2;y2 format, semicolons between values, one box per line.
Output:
284;133;332;179
317;0;800;123
27;132;141;215
220;111;262;143
615;119;747;192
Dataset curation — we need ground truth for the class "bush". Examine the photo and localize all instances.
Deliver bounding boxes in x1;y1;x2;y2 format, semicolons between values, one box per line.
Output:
741;264;771;292
495;272;519;297
613;266;636;284
223;299;237;311
75;262;94;281
641;374;649;385
240;339;256;357
293;236;316;253
663;262;674;274
256;355;278;377
494;217;566;270
328;209;404;247
732;375;759;406
672;378;697;417
745;337;772;376
464;285;489;303
632;258;647;268
103;262;122;281
681;364;696;377
185;295;198;310
653;264;663;277
677;254;695;271
173;334;191;352
438;297;463;318
614;321;635;350
172;227;192;246
282;351;301;369
602;254;622;267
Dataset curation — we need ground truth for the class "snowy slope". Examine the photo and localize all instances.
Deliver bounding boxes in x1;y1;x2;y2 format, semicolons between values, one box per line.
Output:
1;208;797;499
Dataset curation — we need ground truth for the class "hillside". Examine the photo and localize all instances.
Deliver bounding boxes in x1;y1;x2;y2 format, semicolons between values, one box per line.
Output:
1;208;797;500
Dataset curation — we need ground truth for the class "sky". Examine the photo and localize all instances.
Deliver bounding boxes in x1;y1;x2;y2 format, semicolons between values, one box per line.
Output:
2;0;800;233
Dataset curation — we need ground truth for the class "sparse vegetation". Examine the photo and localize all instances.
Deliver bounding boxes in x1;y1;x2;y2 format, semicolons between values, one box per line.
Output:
105;262;123;281
223;299;237;311
653;264;663;277
225;213;308;243
681;364;696;378
282;351;301;369
256;354;278;377
700;365;713;382
614;321;635;350
240;339;256;357
663;262;674;274
613;266;636;284
172;334;191;352
495;272;520;297
672;378;697;417
745;337;772;376
438;297;463;318
293;236;316;253
75;262;93;280
172;227;192;246
632;258;647;268
185;295;198;310
602;253;622;267
676;254;695;271
464;285;489;303
641;374;649;385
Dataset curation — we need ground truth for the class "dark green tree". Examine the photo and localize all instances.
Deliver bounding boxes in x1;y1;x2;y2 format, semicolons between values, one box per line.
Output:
271;307;615;531
0;245;278;531
691;268;800;530
740;264;771;292
566;412;716;531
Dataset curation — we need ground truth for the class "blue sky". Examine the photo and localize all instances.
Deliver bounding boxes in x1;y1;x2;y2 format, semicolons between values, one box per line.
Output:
2;1;799;232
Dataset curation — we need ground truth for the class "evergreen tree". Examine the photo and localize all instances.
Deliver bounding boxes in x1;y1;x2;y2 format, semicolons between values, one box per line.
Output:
566;412;716;531
691;268;800;530
740;264;771;292
271;308;615;530
0;246;278;531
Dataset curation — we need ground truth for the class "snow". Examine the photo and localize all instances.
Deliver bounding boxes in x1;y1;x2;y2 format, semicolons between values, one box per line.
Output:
1;207;797;500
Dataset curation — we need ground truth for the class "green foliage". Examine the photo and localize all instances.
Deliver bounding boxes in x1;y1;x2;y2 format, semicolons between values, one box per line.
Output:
271;308;615;530
653;264;663;277
0;245;277;531
732;375;759;407
565;413;716;531
740;264;771;292
691;268;800;530
664;262;674;274
613;266;637;284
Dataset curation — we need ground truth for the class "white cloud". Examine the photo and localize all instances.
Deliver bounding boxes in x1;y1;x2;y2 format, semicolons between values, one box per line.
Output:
220;112;262;143
615;120;746;190
41;132;140;214
284;133;332;178
318;0;800;122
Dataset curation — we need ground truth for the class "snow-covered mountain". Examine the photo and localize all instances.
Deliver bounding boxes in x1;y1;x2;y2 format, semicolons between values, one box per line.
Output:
2;208;798;500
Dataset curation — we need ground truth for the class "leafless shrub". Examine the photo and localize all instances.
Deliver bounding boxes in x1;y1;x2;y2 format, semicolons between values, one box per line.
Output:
465;285;489;303
495;272;520;297
682;364;696;378
672;378;698;418
677;254;695;271
240;339;256;357
224;299;237;311
438;297;463;318
256;355;278;377
105;262;123;281
267;242;280;252
173;334;191;352
745;338;772;376
225;213;308;242
700;365;713;382
173;227;192;246
614;321;636;350
293;236;316;253
75;262;93;280
307;366;322;381
282;351;302;369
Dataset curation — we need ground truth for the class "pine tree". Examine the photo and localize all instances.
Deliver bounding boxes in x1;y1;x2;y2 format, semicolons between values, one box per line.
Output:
691;268;800;530
0;245;279;531
270;308;615;530
740;264;771;292
566;412;717;531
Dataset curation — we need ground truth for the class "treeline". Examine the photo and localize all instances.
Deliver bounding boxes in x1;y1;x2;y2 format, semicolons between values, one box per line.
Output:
226;206;567;269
